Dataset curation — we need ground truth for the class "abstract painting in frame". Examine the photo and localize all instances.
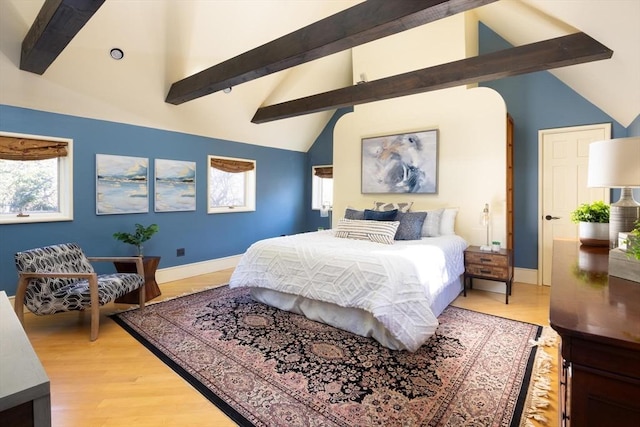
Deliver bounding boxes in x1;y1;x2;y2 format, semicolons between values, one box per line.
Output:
154;159;196;212
96;154;149;214
361;129;438;194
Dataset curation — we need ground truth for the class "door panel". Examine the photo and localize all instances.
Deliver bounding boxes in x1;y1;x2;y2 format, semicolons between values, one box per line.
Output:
539;124;610;285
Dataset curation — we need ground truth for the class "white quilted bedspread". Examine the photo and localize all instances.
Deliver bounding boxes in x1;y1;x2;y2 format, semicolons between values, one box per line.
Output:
230;231;468;351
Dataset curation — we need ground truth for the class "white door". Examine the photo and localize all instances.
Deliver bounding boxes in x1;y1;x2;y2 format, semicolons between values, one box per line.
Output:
539;123;611;285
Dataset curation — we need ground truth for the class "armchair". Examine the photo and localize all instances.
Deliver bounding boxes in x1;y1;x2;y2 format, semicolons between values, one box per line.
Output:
14;242;146;341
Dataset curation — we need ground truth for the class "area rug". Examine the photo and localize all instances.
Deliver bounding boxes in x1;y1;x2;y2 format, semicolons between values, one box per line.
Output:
112;286;553;427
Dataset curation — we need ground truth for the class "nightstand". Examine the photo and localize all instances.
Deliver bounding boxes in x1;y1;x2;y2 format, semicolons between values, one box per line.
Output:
463;246;514;304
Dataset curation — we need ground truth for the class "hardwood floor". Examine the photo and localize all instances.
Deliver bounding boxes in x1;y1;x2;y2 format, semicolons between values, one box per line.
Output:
19;270;558;427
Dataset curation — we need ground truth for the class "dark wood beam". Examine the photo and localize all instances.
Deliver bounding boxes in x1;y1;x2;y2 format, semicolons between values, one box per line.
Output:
20;0;105;75
165;0;498;105
251;32;613;123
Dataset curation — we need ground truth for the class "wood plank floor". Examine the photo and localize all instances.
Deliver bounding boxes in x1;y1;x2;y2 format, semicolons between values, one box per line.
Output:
20;270;559;427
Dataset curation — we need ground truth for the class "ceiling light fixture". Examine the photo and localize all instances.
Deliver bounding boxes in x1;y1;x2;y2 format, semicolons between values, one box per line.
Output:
223;87;232;94
109;48;124;60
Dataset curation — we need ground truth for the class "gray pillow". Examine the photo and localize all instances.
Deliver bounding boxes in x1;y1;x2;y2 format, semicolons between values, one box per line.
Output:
344;208;365;220
395;211;428;240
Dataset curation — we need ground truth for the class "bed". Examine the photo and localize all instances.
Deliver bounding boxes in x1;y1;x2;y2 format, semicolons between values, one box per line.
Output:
229;224;468;352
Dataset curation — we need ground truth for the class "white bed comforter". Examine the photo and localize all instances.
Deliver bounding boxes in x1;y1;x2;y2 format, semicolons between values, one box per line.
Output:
229;230;468;352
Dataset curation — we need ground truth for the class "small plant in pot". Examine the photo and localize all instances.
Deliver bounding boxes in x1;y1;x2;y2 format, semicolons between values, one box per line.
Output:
624;220;640;261
570;201;610;247
113;223;159;256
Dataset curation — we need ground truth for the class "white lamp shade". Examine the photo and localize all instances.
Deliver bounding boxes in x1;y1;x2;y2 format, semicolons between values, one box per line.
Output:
587;137;640;188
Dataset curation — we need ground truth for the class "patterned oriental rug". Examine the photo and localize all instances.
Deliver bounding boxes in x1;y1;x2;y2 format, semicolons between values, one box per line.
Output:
112;286;553;427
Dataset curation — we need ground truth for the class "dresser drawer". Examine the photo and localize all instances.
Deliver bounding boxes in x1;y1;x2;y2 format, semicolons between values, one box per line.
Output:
465;264;509;280
465;252;508;267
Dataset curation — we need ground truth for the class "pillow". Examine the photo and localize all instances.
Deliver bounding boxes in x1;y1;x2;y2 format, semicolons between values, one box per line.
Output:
373;201;413;213
394;211;428;240
344;208;365;220
364;209;398;221
335;218;400;245
440;207;459;235
421;208;444;237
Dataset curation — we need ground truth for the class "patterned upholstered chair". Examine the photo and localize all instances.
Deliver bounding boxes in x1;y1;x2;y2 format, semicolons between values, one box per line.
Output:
14;243;146;341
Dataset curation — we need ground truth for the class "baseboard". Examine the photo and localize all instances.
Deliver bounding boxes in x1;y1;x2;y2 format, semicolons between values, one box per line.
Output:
469;267;540;295
514;268;538;285
156;255;242;284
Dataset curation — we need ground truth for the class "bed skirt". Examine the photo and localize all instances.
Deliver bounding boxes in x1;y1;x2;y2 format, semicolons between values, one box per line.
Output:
250;275;463;351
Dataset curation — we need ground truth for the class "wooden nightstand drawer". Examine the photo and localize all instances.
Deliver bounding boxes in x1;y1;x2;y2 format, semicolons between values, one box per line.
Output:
465;264;509;280
463;245;514;304
465;252;508;267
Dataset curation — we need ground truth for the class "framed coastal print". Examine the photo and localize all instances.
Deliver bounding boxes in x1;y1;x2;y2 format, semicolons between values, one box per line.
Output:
361;129;438;194
154;159;196;212
96;154;149;214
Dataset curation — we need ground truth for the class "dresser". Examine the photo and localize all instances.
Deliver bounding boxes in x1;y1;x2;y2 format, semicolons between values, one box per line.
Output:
463;245;514;303
549;240;640;426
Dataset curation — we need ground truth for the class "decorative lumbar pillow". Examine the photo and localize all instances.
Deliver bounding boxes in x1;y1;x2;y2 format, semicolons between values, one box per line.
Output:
373;201;413;213
421;208;444;237
344;207;365;220
440;207;459;235
364;208;398;221
335;219;400;244
395;211;428;240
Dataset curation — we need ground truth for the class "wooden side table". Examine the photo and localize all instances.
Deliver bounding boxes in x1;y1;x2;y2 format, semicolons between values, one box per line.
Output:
114;256;161;304
463;245;514;304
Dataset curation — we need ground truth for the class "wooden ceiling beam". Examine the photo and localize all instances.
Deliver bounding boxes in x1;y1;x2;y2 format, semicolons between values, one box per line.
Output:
165;0;498;105
251;32;613;123
21;0;106;75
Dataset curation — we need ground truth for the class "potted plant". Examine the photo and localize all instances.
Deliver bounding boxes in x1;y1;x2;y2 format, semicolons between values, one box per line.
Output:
570;201;610;246
624;220;640;260
113;223;159;256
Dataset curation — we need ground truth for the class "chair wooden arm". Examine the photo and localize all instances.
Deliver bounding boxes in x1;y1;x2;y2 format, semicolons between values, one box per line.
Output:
87;256;146;308
14;271;97;325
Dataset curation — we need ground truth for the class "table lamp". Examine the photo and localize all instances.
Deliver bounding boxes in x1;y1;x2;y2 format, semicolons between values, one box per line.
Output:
587;137;640;247
480;203;491;251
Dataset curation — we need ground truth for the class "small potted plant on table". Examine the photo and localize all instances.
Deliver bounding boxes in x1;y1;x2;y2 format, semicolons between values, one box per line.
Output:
570;201;610;246
113;223;159;256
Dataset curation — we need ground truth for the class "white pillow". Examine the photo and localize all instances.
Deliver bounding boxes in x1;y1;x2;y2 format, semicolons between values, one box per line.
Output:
335;218;400;245
373;201;413;213
440;207;459;235
420;208;444;237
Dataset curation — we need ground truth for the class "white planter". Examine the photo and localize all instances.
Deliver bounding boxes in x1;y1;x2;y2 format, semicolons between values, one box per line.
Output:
579;222;609;247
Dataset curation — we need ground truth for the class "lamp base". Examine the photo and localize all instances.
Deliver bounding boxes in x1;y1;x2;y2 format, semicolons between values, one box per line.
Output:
609;188;640;248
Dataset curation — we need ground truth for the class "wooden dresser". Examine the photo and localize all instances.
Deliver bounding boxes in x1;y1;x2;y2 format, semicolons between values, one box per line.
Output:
549;240;640;426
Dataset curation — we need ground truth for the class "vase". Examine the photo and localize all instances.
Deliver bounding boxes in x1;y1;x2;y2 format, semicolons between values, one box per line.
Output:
578;222;609;247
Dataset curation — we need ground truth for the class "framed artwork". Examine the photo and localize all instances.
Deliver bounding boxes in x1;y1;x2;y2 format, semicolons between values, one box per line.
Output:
96;154;149;215
361;129;438;194
154;159;196;212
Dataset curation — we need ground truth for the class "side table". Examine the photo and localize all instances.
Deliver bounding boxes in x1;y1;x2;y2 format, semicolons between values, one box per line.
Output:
463;245;514;304
114;256;161;304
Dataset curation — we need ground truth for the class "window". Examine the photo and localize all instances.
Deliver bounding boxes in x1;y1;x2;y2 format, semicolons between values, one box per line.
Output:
311;165;333;211
207;155;256;214
0;132;73;224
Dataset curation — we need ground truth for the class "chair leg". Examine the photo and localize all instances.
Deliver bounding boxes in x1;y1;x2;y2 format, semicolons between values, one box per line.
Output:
89;275;100;341
14;276;29;325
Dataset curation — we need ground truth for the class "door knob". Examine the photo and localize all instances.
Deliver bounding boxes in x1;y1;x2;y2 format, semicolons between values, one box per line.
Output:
545;215;560;220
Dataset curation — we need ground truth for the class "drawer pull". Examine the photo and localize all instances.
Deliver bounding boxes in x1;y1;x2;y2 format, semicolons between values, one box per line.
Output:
480;257;492;262
480;269;492;274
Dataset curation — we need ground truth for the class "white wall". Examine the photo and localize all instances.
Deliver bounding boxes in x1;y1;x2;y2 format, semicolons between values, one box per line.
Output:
332;13;508;248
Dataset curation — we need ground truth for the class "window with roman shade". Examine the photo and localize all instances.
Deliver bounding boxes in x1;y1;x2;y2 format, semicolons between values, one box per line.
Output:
208;155;256;214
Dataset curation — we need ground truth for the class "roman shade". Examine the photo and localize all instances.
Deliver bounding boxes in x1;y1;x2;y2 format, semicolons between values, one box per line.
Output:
314;166;332;179
210;157;254;173
0;136;68;160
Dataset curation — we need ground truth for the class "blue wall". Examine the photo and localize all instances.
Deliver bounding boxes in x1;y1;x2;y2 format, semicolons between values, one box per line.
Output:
0;105;307;294
478;23;629;269
305;108;352;232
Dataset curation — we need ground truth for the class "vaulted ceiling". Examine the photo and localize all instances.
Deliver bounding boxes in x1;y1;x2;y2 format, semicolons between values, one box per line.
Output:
0;1;638;152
